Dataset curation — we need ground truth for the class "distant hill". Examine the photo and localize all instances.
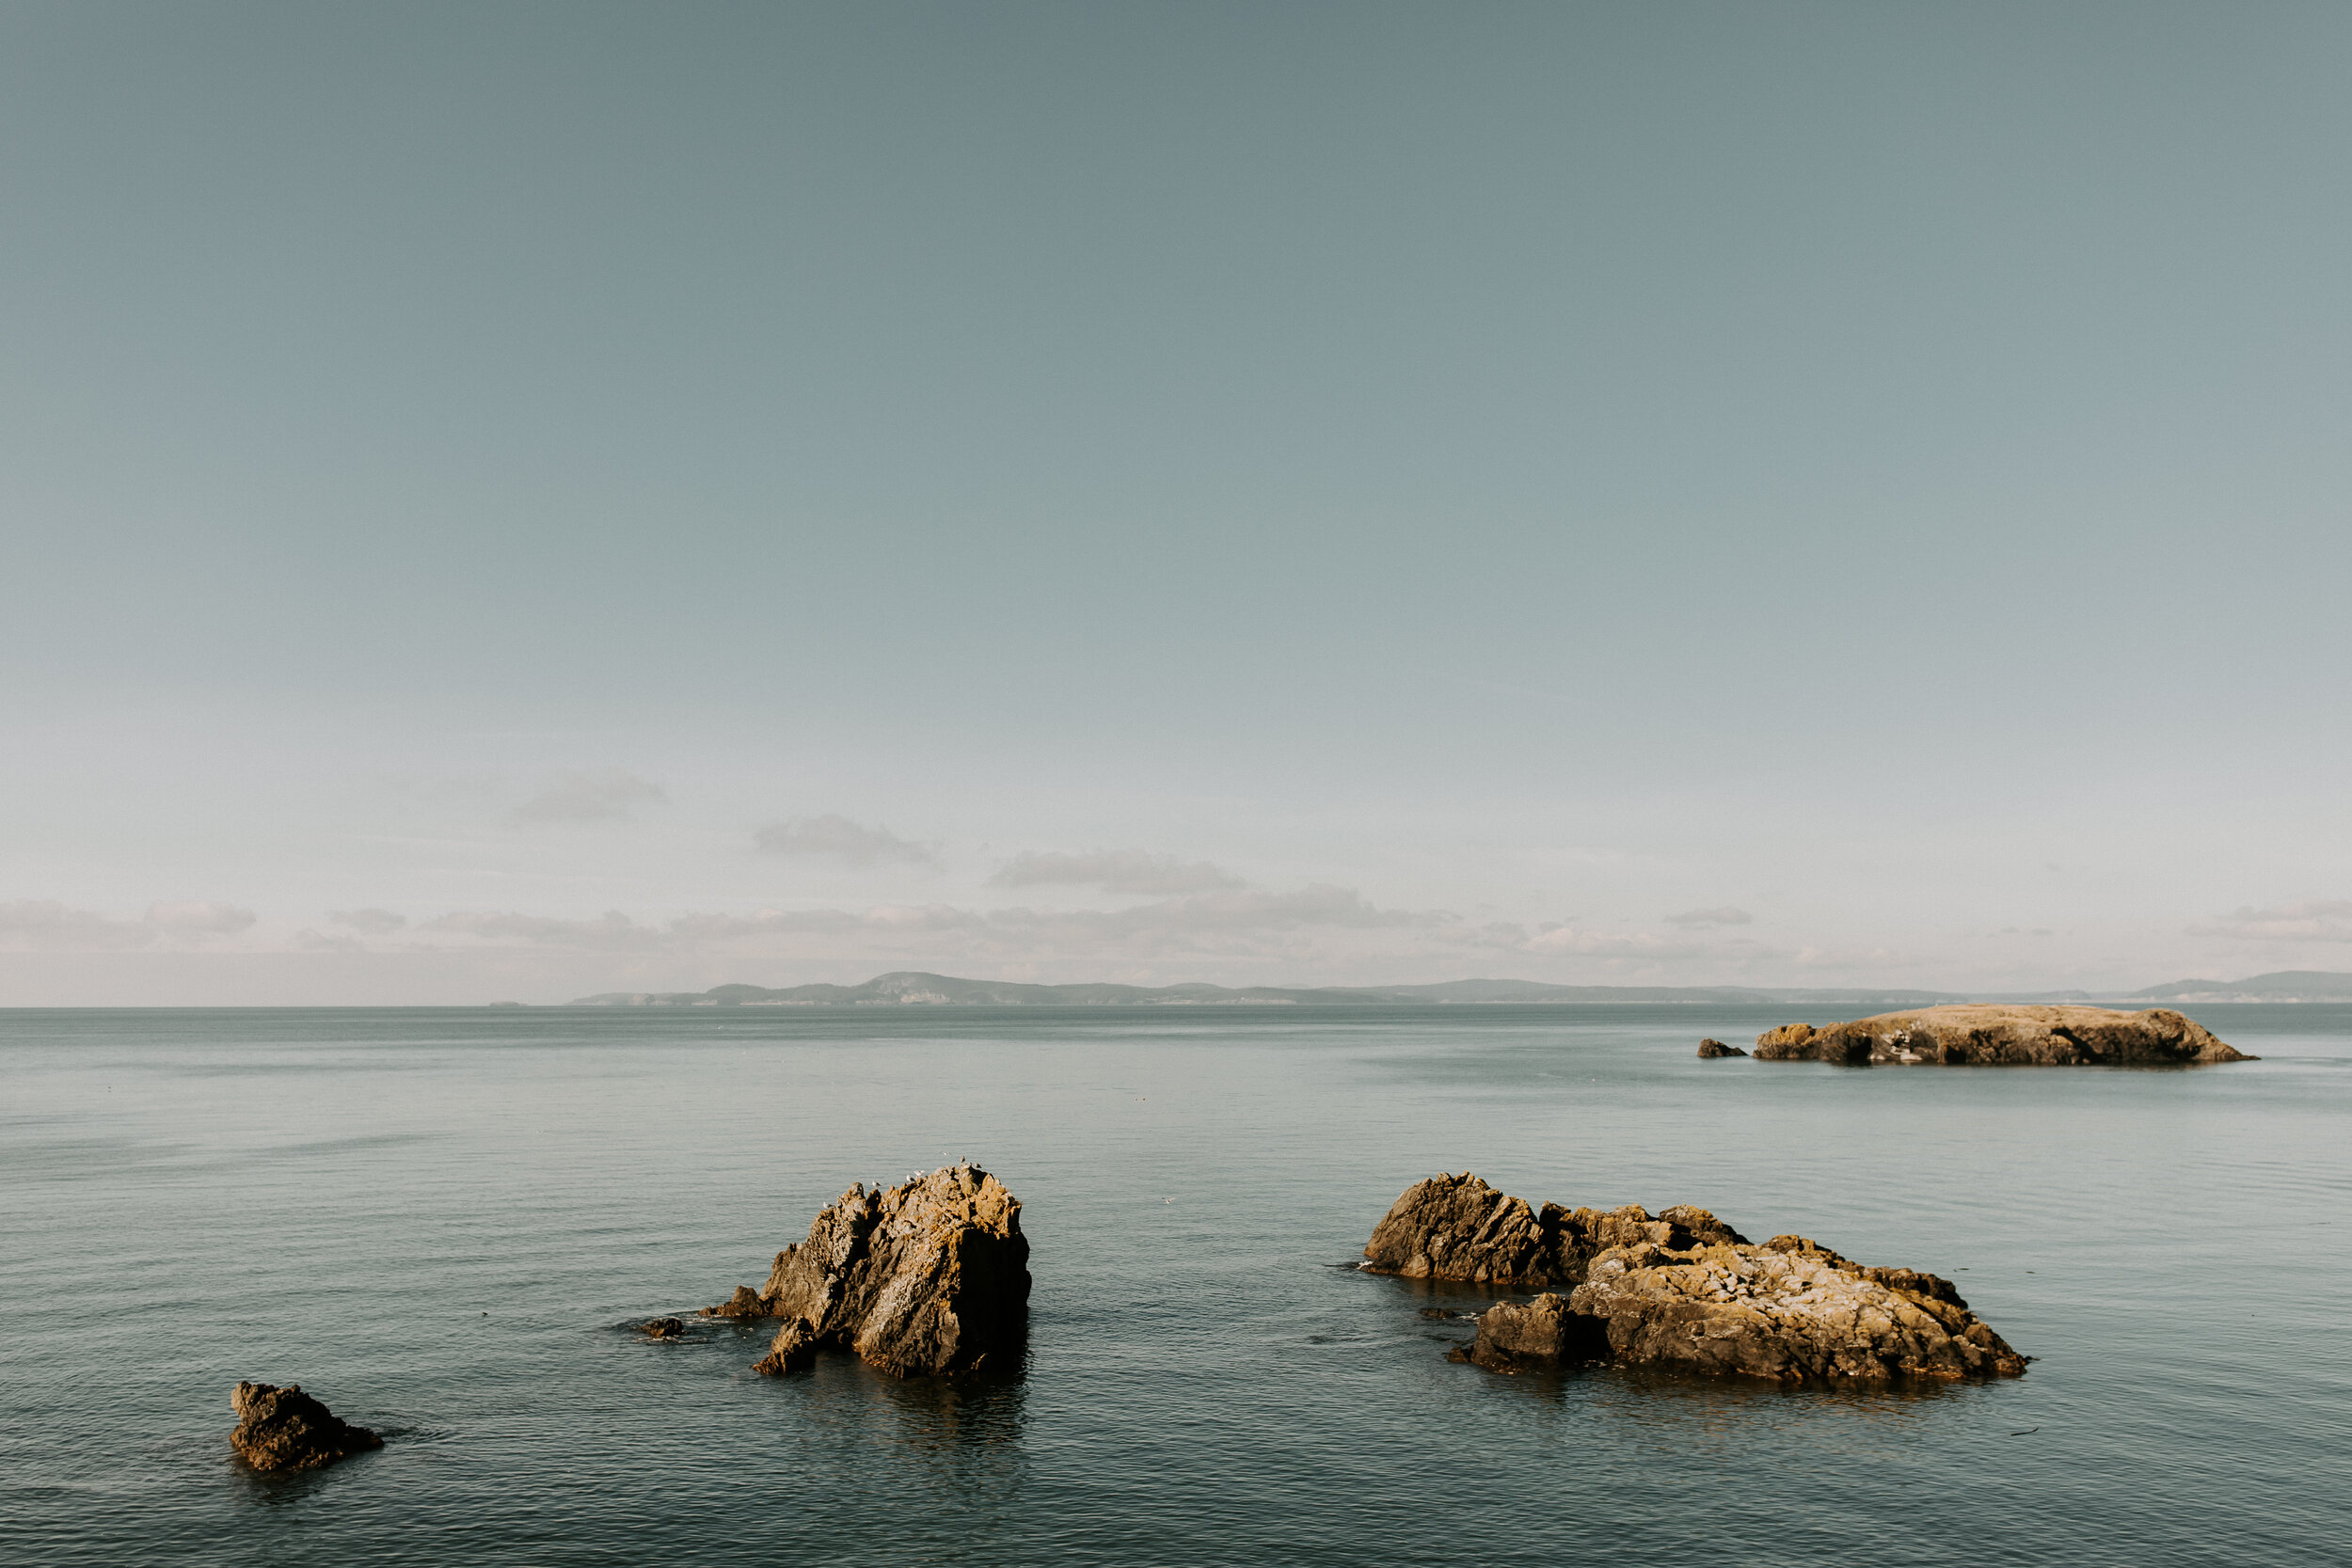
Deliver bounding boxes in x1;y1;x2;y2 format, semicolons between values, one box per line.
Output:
2134;970;2352;1003
568;970;1963;1007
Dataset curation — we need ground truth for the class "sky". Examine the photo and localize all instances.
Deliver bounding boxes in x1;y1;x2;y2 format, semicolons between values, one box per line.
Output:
3;1;2348;1005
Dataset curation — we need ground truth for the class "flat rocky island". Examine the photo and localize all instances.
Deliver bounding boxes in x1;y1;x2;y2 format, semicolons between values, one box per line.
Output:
703;1163;1030;1378
1366;1173;2025;1385
1753;1004;2251;1066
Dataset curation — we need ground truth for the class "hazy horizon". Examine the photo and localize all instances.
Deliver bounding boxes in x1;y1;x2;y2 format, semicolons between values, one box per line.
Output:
6;3;2349;1006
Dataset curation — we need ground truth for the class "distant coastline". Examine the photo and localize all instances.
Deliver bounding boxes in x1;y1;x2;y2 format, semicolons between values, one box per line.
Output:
564;968;2352;1008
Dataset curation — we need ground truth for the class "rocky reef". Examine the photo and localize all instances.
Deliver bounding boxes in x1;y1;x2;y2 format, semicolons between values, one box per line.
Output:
703;1163;1030;1379
1362;1172;1743;1289
1367;1176;2026;1386
1753;1004;2251;1065
1696;1037;1747;1058
229;1382;382;1472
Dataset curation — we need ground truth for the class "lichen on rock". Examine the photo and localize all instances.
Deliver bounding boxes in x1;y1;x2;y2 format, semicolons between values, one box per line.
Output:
704;1163;1030;1379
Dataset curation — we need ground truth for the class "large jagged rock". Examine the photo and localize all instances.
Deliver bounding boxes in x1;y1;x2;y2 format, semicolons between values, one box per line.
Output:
1372;1177;2026;1386
1754;1005;2252;1065
703;1164;1030;1379
228;1382;382;1472
1557;1234;2027;1384
1361;1173;1744;1289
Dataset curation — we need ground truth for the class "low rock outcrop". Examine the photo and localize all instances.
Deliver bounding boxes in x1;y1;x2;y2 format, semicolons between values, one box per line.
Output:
1696;1037;1747;1058
703;1164;1029;1379
229;1382;382;1472
1361;1173;1743;1289
1373;1178;2026;1386
1754;1005;2251;1065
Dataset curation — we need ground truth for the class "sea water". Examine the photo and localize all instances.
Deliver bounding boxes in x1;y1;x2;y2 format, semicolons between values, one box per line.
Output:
3;1004;2346;1566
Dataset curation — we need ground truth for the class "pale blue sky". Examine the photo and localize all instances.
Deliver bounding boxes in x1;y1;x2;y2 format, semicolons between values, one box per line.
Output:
3;3;2346;1002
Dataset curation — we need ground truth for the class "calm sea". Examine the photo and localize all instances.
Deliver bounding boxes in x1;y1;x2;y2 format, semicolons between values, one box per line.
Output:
3;1004;2346;1565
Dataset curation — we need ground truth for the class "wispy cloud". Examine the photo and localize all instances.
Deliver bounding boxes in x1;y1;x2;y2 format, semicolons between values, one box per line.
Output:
145;900;258;937
2191;899;2352;943
512;769;667;825
753;815;939;867
1664;906;1752;928
330;908;408;935
1522;925;1711;959
989;848;1245;895
410;883;1439;963
0;899;256;949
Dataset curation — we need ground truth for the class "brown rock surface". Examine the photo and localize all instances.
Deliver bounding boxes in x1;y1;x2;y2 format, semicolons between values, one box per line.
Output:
1696;1037;1748;1058
228;1382;382;1472
1361;1174;1745;1289
1373;1176;2026;1386
1752;1005;2251;1066
704;1163;1030;1379
1565;1236;2026;1384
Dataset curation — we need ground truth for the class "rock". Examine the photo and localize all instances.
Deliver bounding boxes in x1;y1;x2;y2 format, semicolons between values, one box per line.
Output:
228;1382;382;1472
707;1163;1030;1379
753;1318;818;1375
700;1285;770;1319
1374;1177;2027;1386
1565;1235;2027;1384
1696;1037;1747;1058
1751;1005;2252;1066
641;1317;685;1339
1361;1174;1746;1289
1464;1293;1606;1370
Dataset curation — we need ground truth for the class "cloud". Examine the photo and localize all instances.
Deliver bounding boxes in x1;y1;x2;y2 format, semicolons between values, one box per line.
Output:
419;910;662;950
1792;943;1919;971
145;900;258;937
753;815;939;867
410;883;1439;964
0;898;255;949
989;849;1245;895
330;908;408;935
512;769;668;825
0;900;157;949
1522;925;1710;959
1664;906;1752;928
2191;900;2352;943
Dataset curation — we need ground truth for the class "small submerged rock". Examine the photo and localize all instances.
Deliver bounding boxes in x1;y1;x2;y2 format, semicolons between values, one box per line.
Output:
1753;1005;2251;1066
703;1163;1030;1379
1696;1037;1748;1058
641;1317;686;1339
1367;1176;2026;1386
229;1382;382;1472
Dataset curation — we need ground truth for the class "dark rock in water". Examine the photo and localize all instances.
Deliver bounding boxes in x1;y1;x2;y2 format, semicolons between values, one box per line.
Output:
1754;1005;2251;1066
706;1163;1030;1379
1696;1037;1747;1058
1465;1293;1606;1370
753;1318;818;1375
229;1382;382;1472
641;1317;686;1339
1373;1177;2026;1386
702;1285;770;1319
1361;1173;1745;1289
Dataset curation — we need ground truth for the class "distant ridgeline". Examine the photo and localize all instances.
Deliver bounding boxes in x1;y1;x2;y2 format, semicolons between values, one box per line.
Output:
569;972;1964;1007
2131;970;2352;1003
565;968;2352;1007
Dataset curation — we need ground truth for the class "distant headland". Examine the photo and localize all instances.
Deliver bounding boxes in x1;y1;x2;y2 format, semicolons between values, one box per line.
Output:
564;968;2352;1007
